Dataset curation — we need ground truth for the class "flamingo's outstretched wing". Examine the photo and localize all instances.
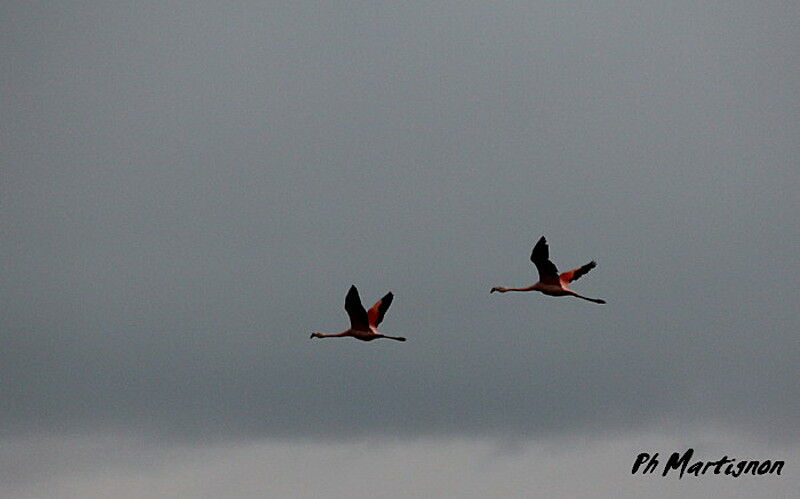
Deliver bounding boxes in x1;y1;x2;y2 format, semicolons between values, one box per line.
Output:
560;261;597;284
530;236;560;284
367;292;393;327
345;285;369;331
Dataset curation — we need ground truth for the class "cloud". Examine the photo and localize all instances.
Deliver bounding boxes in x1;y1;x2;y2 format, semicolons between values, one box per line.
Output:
2;0;797;449
2;3;797;494
2;430;797;498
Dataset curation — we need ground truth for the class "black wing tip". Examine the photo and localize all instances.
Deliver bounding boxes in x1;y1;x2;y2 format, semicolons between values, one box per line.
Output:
346;284;361;299
377;292;393;307
531;235;550;262
345;285;362;306
379;292;394;316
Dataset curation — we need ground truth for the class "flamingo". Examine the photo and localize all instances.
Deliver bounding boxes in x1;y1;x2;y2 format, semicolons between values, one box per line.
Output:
491;236;606;304
310;285;406;342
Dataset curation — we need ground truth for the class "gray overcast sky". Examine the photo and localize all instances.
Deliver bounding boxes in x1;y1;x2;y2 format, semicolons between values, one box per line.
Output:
2;1;798;496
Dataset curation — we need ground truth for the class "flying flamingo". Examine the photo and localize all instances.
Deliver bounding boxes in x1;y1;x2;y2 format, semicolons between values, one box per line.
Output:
491;236;606;304
310;285;406;342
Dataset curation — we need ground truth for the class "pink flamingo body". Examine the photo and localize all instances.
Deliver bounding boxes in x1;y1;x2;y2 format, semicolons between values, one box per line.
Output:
310;285;406;342
491;236;606;304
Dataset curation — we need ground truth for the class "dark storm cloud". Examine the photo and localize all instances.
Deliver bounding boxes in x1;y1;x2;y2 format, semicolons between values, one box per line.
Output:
2;1;798;443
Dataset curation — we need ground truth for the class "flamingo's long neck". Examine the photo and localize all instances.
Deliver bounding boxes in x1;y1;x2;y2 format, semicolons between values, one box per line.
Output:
313;330;351;338
493;284;538;293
